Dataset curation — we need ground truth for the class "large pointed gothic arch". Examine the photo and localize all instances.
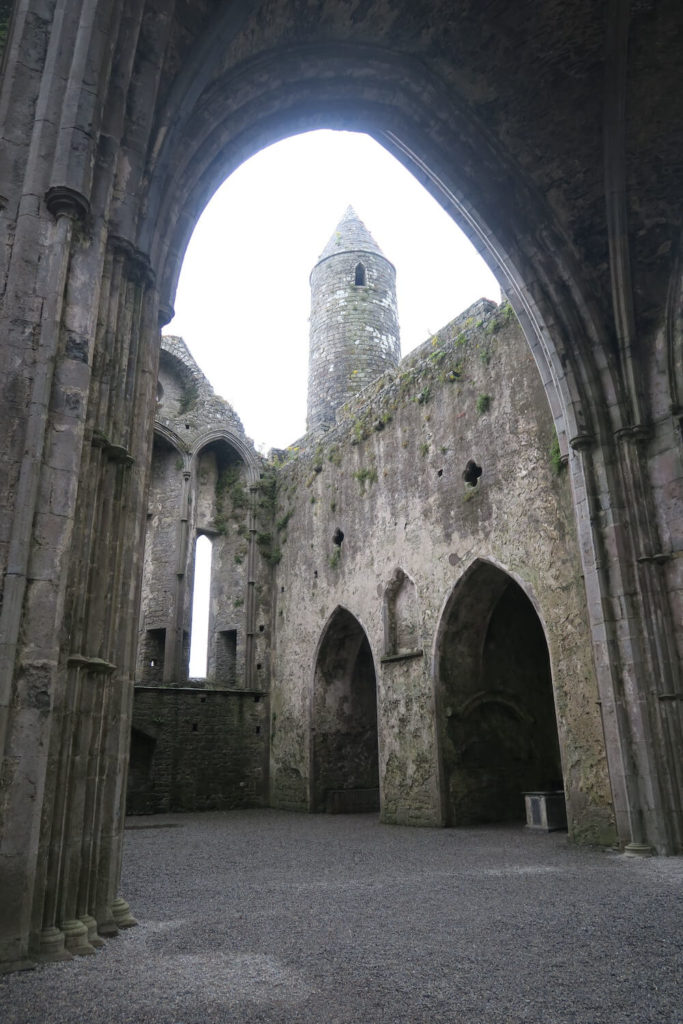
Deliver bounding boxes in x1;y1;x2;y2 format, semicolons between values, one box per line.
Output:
433;560;563;828
136;55;681;861
144;45;598;447
1;0;682;972
309;606;380;814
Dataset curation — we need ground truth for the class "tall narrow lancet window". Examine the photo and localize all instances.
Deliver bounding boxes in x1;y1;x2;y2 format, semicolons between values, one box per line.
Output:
189;534;212;678
354;262;366;286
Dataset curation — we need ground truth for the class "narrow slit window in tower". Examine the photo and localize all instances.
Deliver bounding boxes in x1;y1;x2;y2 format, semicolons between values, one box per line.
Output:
354;262;366;286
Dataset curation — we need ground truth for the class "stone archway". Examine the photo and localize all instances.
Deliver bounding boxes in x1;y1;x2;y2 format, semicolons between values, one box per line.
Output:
311;608;379;814
435;561;563;827
2;0;683;971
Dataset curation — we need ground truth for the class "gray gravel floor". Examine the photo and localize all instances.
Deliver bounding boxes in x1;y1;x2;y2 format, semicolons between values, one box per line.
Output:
1;810;681;1024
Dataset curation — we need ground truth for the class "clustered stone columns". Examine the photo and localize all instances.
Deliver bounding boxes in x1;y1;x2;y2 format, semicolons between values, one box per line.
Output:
565;417;683;857
29;226;158;963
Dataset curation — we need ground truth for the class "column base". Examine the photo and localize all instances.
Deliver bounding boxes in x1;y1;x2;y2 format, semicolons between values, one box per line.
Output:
37;926;74;963
96;910;120;938
623;842;654;857
61;918;97;955
0;959;37;975
112;896;138;929
80;914;106;949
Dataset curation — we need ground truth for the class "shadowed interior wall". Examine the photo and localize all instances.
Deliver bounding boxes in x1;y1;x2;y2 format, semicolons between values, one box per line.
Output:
312;609;379;812
128;689;268;814
436;563;562;825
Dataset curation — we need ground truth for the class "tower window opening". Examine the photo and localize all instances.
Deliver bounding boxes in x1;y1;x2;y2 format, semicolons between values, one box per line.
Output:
354;262;366;286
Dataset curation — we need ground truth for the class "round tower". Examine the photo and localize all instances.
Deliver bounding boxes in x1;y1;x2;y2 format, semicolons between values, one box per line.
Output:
307;206;400;431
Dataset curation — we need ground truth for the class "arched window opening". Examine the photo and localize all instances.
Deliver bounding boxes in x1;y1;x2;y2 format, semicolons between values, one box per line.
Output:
189;534;212;679
354;262;366;286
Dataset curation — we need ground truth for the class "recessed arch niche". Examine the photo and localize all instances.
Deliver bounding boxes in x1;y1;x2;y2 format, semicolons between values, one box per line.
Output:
383;567;420;657
434;560;563;827
311;607;379;814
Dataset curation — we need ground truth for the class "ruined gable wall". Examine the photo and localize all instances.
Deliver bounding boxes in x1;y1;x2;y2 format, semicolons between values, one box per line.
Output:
269;301;616;845
129;338;272;813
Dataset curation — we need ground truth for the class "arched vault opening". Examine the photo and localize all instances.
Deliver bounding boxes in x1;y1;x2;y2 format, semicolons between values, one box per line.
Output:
143;44;610;455
434;561;563;827
311;607;379;814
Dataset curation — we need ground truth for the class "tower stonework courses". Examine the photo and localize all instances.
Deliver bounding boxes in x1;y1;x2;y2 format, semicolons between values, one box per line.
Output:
0;0;682;981
307;206;400;431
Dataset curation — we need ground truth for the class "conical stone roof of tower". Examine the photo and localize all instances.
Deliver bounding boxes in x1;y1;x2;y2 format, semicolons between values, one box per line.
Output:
317;205;389;263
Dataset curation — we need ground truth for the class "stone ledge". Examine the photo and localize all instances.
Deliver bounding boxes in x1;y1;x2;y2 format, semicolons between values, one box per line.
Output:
380;648;423;664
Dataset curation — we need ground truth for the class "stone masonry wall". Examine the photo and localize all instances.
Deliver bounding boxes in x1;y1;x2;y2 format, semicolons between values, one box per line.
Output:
269;300;617;845
128;688;269;813
129;337;273;815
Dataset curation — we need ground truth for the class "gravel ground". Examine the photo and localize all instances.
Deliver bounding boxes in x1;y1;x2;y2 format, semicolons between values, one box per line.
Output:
1;810;681;1024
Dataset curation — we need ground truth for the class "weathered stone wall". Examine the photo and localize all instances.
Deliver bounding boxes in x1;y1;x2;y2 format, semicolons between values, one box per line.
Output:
129;338;274;815
1;0;681;972
137;435;184;681
135;338;266;691
129;688;268;813
269;301;617;845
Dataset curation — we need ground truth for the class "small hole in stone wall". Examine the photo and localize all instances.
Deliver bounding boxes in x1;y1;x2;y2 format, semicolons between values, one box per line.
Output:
314;570;318;578
149;659;156;667
437;468;443;477
192;723;198;732
257;662;262;670
332;527;344;546
255;726;261;735
254;695;260;703
280;586;285;593
462;459;483;486
259;624;265;632
200;697;206;703
185;423;190;429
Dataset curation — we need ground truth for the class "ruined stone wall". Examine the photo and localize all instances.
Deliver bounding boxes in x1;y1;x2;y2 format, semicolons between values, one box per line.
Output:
128;688;268;813
137;436;184;682
1;0;681;972
269;301;616;845
128;338;273;815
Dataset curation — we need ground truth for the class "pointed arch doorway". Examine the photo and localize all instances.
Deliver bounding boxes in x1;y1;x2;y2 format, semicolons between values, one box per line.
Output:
311;607;380;814
435;561;563;827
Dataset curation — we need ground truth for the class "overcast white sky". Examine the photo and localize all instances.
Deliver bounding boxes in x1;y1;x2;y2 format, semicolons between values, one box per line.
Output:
165;129;500;453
